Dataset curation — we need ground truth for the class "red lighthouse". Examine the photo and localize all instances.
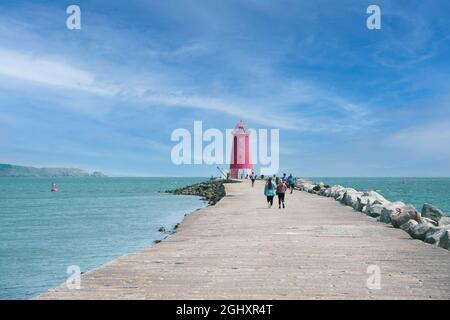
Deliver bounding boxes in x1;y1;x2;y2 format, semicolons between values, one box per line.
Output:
230;120;253;179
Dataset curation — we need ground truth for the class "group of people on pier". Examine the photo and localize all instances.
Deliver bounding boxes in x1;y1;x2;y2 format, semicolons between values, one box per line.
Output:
247;172;296;209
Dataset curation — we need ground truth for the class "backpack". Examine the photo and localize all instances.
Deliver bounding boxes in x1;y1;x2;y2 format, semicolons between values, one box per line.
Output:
277;183;286;193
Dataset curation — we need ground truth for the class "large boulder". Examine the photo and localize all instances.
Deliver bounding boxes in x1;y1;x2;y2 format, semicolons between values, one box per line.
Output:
335;187;356;201
366;203;385;218
424;226;450;249
408;222;434;241
362;202;385;218
400;219;419;233
342;190;364;210
421;203;444;224
390;204;421;228
336;192;345;201
316;184;331;196
438;230;450;250
357;196;387;212
295;178;311;188
322;187;331;197
424;226;447;245
301;183;316;193
359;191;389;205
378;201;405;224
357;196;377;212
329;185;345;198
312;185;322;194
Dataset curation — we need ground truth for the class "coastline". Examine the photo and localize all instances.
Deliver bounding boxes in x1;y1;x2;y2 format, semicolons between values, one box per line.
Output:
36;179;450;300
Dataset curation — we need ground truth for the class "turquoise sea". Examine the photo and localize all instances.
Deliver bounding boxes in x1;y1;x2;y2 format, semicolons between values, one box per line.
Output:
309;177;450;214
0;177;206;300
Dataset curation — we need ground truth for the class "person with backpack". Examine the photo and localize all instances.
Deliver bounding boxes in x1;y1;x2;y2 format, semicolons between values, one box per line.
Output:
276;179;287;209
264;177;276;208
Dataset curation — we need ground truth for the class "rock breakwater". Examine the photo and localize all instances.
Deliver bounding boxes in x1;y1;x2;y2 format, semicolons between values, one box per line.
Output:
297;181;450;250
167;179;239;205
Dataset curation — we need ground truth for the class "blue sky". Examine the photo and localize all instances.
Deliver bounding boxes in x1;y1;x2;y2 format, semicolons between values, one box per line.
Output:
0;0;449;176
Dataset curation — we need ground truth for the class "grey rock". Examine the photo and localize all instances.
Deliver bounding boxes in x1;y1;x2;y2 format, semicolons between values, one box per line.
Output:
400;219;419;233
330;185;345;199
342;190;363;210
357;196;383;212
367;203;384;218
378;201;405;224
300;183;316;193
438;230;450;250
167;179;228;206
390;205;421;228
355;197;369;212
360;191;389;205
408;222;433;241
424;227;446;245
421;203;444;223
379;210;391;223
323;188;332;197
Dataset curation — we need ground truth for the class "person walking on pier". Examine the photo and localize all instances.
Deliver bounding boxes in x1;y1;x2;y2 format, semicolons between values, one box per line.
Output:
276;179;287;209
250;171;256;187
275;176;280;185
264;177;275;208
287;173;295;194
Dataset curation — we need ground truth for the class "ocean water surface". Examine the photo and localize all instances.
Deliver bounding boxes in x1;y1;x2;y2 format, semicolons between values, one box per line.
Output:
0;177;206;299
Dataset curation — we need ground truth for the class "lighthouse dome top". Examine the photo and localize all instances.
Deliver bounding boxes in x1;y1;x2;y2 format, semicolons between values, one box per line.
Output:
232;120;250;136
235;120;246;130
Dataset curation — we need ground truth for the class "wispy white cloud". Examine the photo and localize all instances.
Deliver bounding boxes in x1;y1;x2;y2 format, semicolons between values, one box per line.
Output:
371;7;442;69
0;46;371;133
0;49;118;95
388;120;450;157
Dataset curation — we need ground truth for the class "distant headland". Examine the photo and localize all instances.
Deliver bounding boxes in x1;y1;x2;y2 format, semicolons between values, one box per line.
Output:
0;164;106;177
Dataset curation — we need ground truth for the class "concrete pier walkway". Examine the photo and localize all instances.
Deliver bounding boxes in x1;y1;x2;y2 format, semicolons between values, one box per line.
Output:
37;180;450;299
